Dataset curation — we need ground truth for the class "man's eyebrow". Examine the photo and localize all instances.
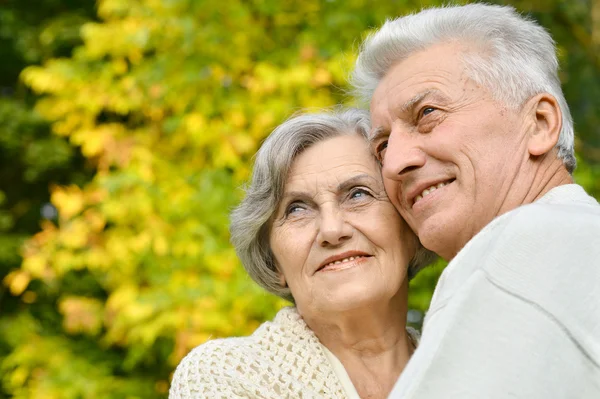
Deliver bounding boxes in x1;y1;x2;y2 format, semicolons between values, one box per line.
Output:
370;89;450;142
400;89;448;113
369;126;387;143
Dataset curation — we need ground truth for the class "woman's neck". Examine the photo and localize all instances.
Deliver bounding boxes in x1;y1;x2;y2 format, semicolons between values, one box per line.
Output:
301;291;413;398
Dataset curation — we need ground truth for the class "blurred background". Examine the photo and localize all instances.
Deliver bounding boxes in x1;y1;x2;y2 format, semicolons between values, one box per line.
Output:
0;0;598;397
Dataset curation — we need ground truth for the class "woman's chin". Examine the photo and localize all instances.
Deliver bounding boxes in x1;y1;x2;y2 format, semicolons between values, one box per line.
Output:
309;285;393;315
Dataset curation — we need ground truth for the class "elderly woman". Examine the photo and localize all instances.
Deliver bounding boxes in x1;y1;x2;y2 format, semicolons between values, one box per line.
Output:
169;108;432;399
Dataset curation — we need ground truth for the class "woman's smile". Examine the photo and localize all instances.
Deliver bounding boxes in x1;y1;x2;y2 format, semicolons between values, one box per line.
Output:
318;254;371;273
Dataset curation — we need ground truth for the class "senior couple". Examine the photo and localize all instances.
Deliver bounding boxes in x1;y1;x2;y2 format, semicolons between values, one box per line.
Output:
171;4;600;399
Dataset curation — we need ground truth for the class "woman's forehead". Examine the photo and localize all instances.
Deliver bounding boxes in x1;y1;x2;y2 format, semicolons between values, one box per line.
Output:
285;137;380;191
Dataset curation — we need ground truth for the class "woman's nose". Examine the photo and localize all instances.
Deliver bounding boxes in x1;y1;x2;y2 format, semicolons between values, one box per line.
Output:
316;207;353;247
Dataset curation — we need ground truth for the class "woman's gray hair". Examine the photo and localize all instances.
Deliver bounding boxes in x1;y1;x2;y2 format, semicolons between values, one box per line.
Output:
230;107;434;302
351;3;576;173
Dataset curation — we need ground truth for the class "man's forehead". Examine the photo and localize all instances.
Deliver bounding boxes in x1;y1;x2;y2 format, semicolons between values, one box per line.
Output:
371;70;423;118
370;43;469;103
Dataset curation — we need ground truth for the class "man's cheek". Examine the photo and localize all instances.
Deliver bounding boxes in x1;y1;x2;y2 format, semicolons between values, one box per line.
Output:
383;179;397;197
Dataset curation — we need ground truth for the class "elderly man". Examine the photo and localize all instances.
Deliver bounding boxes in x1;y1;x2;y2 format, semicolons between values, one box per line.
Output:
352;3;600;398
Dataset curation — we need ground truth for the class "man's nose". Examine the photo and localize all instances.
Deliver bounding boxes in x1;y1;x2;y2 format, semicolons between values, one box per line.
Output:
381;130;426;181
316;207;353;247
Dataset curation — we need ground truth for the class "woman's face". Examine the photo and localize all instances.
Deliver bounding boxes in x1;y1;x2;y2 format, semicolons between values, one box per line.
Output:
269;134;417;318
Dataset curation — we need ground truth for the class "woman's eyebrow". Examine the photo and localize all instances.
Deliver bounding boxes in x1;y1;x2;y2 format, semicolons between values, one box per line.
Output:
281;191;308;201
280;175;378;201
337;174;377;192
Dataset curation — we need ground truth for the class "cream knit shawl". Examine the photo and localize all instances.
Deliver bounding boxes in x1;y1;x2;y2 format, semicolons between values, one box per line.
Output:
169;307;348;398
170;306;420;398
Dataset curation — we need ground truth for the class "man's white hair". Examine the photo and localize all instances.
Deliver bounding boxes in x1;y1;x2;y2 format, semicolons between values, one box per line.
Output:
351;3;576;172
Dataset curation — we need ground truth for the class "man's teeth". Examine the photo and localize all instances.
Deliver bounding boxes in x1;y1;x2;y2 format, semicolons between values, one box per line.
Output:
324;256;364;268
414;182;449;204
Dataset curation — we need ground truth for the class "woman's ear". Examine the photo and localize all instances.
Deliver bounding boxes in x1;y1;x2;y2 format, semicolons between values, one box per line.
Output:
273;261;287;288
278;272;287;288
527;93;562;157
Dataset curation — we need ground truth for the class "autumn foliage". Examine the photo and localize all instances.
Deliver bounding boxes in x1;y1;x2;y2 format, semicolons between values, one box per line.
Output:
1;1;599;398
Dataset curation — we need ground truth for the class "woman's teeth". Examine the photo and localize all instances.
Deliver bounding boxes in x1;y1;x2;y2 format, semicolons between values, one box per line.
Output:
324;255;364;268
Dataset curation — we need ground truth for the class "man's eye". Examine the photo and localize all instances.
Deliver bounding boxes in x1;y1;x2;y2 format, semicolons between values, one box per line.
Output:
376;140;388;163
420;107;436;118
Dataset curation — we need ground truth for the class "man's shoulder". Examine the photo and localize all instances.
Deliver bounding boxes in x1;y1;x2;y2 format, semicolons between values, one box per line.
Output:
508;185;600;228
437;187;600;354
476;189;600;273
458;185;600;306
475;184;600;248
432;186;600;311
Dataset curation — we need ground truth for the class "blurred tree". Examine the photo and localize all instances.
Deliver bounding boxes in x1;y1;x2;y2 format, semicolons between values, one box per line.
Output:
0;1;96;398
0;0;598;398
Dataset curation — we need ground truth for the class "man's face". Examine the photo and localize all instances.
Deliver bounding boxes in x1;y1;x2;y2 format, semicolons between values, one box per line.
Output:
370;42;531;260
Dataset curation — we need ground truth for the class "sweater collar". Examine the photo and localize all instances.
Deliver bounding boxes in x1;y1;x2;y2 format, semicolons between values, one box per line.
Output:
536;184;598;207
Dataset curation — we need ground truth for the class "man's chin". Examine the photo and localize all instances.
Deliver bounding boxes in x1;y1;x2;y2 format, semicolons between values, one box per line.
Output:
416;222;457;262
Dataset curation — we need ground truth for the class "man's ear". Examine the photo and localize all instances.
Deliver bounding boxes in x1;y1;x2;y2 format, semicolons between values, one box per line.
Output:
527;93;562;157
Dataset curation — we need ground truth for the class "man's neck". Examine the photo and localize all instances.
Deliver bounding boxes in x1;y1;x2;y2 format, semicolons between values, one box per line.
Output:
444;157;573;261
521;158;574;205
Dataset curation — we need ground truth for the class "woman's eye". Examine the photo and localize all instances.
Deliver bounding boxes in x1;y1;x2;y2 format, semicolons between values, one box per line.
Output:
285;203;305;216
349;188;372;200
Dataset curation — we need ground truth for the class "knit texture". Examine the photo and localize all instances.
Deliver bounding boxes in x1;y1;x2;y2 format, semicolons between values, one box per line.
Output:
170;307;419;399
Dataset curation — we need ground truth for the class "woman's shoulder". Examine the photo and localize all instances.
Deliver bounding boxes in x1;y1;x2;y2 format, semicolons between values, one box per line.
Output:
169;307;341;398
169;334;257;398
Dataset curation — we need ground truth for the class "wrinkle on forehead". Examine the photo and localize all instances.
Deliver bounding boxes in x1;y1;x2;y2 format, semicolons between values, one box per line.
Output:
372;75;491;135
285;161;382;194
371;43;478;114
282;136;383;197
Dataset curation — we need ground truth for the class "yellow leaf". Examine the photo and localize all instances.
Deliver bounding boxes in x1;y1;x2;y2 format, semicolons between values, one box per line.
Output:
83;209;106;231
4;270;31;296
153;235;168;256
106;284;137;314
124;301;155;324
312;68;332;87
51;185;84;220
10;367;29;387
230;133;256;155
21;255;47;277
58;220;89;249
185;113;206;132
58;296;104;336
229;110;247;128
20;65;67;94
